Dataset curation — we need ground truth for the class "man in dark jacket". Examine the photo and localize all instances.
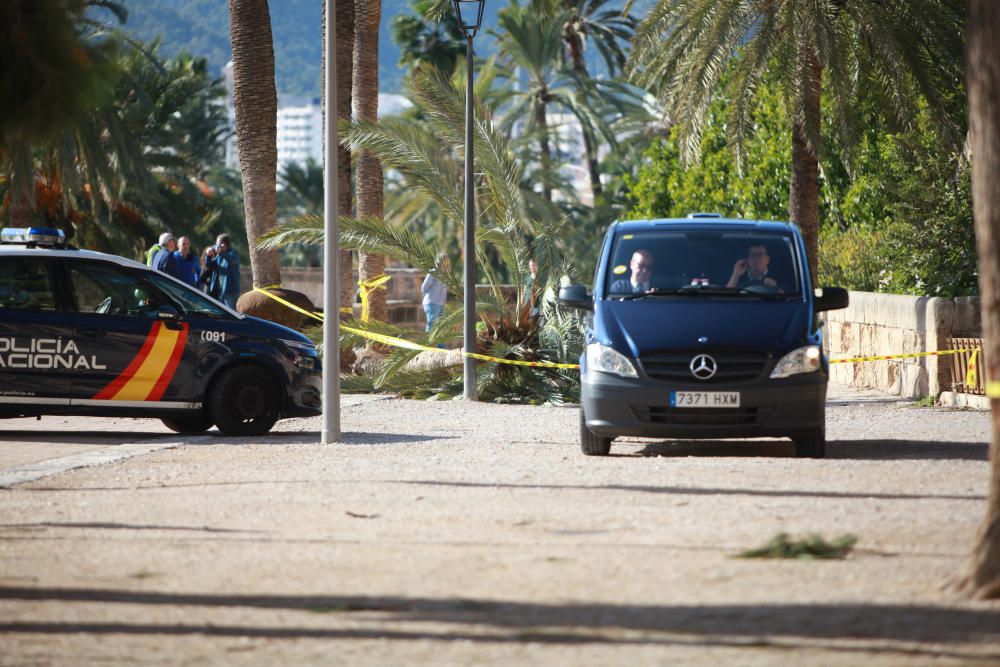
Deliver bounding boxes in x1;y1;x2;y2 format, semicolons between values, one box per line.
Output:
151;233;181;280
204;233;241;308
173;236;200;287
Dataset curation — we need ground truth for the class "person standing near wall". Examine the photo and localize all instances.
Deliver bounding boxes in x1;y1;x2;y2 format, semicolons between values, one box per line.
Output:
422;253;449;333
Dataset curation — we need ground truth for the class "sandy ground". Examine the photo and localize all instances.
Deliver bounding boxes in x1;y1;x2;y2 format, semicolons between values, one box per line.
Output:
0;388;998;666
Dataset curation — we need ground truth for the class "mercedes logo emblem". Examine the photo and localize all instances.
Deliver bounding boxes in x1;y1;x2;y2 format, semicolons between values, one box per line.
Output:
689;353;717;380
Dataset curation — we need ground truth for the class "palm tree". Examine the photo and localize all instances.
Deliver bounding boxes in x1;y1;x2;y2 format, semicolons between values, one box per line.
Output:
961;0;1000;601
261;66;583;404
1;0;125;227
493;1;641;204
556;0;637;197
629;0;965;278
336;0;356;313
354;1;387;323
228;0;281;289
392;0;466;78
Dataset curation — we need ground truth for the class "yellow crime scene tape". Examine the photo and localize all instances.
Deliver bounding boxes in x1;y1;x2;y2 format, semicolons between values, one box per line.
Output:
252;287;579;369
253;287;987;375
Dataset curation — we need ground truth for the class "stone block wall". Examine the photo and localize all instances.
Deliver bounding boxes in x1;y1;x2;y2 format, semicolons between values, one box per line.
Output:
823;291;980;398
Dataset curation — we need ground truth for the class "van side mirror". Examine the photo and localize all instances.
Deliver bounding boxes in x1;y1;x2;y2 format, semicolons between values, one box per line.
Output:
558;284;593;312
814;287;849;312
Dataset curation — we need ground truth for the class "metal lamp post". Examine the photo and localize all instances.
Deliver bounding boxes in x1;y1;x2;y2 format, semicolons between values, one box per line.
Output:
452;0;485;401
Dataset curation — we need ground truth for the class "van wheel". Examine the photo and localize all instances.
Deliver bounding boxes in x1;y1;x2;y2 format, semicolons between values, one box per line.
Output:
580;409;612;456
794;427;826;458
161;413;214;434
209;366;280;436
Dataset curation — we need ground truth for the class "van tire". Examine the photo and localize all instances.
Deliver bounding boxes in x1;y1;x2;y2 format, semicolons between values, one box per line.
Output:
580;409;612;456
161;413;214;434
794;427;826;458
209;366;280;436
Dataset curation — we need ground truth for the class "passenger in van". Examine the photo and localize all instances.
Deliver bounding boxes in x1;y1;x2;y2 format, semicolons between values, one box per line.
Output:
610;249;654;293
726;244;782;291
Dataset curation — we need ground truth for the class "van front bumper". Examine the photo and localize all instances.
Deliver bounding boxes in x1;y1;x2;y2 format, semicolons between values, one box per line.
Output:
581;371;826;440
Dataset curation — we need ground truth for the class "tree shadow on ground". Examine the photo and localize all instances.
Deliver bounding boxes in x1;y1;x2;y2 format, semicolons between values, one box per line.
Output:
0;586;997;659
388;479;984;502
625;439;987;462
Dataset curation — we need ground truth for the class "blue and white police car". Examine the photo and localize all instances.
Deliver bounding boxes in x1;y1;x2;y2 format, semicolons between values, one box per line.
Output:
0;227;321;435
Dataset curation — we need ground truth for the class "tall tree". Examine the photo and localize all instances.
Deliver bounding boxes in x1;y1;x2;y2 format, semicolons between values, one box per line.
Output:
323;0;356;313
557;0;637;197
1;0;122;227
629;0;965;279
354;0;387;322
338;0;356;313
960;0;1000;600
228;0;281;289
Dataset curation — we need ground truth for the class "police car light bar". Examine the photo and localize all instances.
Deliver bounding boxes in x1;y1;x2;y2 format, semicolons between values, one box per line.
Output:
0;227;67;247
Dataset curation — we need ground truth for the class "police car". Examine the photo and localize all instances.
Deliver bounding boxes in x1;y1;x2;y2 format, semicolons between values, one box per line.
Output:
0;227;322;435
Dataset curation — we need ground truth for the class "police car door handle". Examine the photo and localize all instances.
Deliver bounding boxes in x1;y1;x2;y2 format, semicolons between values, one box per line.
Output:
75;327;105;338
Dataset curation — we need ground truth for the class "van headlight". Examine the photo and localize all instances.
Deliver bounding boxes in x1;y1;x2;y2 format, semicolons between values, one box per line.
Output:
769;345;822;378
587;343;637;378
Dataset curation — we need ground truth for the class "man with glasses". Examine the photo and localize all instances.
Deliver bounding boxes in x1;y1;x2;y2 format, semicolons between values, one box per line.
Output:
610;249;655;294
726;243;781;291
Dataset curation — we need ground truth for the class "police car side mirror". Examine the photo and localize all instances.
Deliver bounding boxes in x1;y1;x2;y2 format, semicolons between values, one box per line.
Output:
814;287;849;312
558;284;593;312
156;305;181;320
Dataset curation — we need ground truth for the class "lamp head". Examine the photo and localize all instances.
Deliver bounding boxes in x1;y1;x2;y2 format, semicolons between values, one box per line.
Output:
451;0;485;38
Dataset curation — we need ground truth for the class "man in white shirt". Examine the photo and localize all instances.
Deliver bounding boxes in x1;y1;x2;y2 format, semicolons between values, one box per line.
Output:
610;249;654;293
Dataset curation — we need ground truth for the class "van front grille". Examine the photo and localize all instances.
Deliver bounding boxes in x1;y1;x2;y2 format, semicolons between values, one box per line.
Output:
639;350;770;383
633;405;775;425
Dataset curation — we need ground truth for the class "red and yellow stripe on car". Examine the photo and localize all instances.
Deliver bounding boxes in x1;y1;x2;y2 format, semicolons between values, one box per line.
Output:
94;322;189;401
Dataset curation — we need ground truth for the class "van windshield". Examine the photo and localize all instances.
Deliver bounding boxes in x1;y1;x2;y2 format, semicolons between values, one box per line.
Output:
605;230;802;297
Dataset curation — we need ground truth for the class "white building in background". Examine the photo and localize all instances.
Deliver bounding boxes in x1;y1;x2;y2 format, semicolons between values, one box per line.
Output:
276;95;324;168
222;60;414;173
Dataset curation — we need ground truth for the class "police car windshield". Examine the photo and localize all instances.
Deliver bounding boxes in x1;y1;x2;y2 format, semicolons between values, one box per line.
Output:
605;230;802;297
144;273;231;318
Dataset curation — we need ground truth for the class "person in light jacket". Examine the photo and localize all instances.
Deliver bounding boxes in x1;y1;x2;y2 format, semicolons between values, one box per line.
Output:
422;254;449;332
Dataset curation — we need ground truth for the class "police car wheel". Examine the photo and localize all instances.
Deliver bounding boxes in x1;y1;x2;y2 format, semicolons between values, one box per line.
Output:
161;413;214;434
580;409;612;456
209;366;280;436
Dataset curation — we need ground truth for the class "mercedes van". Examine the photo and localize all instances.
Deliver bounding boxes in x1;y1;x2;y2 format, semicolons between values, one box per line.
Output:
559;215;848;458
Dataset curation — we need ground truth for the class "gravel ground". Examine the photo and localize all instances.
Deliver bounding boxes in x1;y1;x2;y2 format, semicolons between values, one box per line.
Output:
0;389;998;666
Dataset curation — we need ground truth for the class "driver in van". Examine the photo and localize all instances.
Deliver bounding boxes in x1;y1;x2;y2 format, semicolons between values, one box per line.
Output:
610;249;654;294
726;243;782;291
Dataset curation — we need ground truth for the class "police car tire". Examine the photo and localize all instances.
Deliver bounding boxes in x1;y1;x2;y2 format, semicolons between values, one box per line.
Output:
794;427;826;459
161;413;214;434
209;366;280;436
580;409;612;456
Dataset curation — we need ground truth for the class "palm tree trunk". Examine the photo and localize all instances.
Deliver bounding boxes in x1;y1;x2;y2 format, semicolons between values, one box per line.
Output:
788;52;821;284
959;0;1000;600
564;21;602;198
322;0;356;315
537;96;553;203
228;0;281;290
353;0;386;323
335;0;355;313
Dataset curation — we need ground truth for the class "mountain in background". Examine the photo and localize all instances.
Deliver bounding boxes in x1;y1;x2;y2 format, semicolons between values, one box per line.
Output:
114;0;502;97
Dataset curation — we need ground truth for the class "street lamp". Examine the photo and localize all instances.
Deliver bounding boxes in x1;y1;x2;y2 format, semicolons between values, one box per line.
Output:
453;0;484;401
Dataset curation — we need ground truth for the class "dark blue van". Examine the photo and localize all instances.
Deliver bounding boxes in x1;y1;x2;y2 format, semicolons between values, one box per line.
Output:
559;215;848;458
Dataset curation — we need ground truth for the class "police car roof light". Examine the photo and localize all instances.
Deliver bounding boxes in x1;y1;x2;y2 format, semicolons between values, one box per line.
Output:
0;227;67;247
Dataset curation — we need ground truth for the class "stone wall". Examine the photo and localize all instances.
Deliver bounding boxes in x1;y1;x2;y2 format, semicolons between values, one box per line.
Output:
823;291;980;398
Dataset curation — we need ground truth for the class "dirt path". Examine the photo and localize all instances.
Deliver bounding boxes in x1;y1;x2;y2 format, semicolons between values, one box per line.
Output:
0;390;998;665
